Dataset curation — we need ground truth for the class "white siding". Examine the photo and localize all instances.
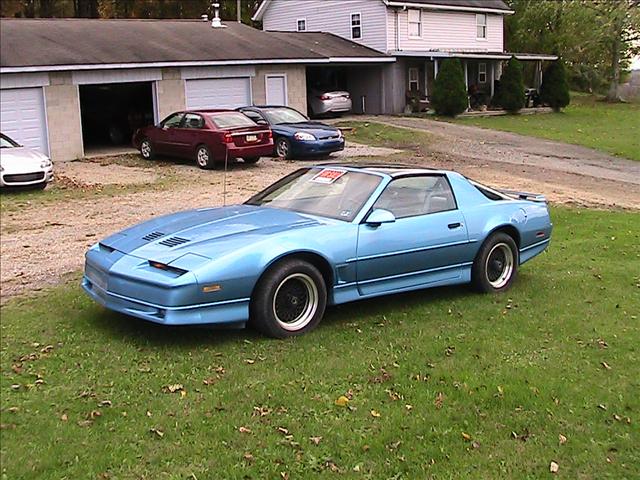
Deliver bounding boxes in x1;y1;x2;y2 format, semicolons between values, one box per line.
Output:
387;9;504;52
72;69;162;85
262;0;388;53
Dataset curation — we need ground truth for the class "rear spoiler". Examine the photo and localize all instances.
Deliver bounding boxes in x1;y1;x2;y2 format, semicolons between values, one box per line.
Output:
498;189;547;202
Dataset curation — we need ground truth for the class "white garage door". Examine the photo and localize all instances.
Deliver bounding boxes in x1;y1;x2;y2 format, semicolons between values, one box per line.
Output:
185;77;251;110
266;75;287;106
0;87;49;155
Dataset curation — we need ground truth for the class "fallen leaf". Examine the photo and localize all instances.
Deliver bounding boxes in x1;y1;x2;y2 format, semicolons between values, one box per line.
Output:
405;404;413;411
163;384;184;394
150;427;164;438
243;452;254;462
370;409;381;418
309;436;322;445
471;441;481;449
598;404;607;411
244;359;255;365
335;395;350;407
98;400;112;407
434;392;445;409
89;410;102;420
8;407;19;413
77;420;93;428
238;426;252;434
550;461;559;473
277;426;289;435
601;362;611;370
61;413;68;422
559;434;567;445
461;432;472;441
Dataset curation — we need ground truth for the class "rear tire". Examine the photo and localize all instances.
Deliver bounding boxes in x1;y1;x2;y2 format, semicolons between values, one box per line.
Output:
195;144;215;170
250;259;327;338
275;137;292;159
471;232;518;293
243;157;260;164
140;138;155;160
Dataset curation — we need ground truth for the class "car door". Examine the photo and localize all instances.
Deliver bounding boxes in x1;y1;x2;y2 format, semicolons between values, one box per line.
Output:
153;112;184;155
172;113;205;158
356;175;469;296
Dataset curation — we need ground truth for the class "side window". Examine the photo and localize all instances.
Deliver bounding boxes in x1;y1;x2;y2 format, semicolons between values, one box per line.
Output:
373;176;456;219
351;13;362;39
183;113;204;129
162;113;184;128
242;110;266;125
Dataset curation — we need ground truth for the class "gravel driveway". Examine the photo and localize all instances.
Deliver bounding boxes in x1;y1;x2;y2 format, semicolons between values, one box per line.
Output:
1;124;638;302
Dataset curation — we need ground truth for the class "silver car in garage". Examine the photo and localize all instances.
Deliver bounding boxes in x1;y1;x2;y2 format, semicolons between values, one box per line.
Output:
308;89;352;117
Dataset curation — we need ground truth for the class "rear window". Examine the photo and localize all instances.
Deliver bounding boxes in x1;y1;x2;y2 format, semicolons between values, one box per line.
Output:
209;112;257;129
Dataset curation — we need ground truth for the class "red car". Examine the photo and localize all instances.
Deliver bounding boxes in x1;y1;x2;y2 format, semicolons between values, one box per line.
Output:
132;110;273;169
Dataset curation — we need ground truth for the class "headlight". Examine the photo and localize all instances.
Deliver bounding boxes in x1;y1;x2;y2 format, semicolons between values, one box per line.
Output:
40;159;52;169
294;132;316;141
337;129;343;138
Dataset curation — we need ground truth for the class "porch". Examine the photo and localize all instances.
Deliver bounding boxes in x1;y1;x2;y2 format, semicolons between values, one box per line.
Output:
398;52;557;113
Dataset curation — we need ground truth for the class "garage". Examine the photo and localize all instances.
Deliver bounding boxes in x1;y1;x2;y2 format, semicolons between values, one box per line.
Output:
0;87;49;155
79;81;155;153
185;77;251;110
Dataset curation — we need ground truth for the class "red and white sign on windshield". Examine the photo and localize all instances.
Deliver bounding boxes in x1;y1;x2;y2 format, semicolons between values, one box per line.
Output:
310;168;347;184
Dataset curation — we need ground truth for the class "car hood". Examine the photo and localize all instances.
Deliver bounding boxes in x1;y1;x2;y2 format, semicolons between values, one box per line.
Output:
100;204;326;265
273;122;340;139
0;147;48;172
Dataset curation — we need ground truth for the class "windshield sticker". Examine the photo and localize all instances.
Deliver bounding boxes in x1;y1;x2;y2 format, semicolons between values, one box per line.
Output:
310;168;347;184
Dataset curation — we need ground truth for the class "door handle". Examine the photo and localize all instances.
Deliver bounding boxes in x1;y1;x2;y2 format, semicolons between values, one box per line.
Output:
448;222;462;229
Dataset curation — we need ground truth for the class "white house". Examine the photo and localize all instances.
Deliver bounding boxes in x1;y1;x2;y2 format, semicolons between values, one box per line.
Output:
254;0;556;113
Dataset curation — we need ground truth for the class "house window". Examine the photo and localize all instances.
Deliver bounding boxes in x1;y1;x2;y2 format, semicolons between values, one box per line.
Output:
408;67;419;91
478;63;487;83
351;13;362;39
296;18;306;32
476;13;487;39
408;9;422;37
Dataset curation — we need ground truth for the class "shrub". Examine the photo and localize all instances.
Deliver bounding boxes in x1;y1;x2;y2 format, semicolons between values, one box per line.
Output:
431;59;468;117
541;60;571;111
498;57;525;113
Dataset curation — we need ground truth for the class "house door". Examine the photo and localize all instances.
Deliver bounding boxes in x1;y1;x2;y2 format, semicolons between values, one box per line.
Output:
265;75;287;106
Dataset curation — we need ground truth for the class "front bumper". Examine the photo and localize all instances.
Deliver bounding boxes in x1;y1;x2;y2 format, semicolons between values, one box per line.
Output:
292;138;345;157
82;276;249;326
0;168;53;187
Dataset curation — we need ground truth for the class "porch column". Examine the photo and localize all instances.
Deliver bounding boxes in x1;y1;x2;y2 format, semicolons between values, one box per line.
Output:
434;59;438;78
536;60;543;89
490;62;495;97
464;61;468;88
425;60;429;96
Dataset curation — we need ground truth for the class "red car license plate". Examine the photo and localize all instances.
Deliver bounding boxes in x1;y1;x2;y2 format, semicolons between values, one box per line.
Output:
246;134;258;142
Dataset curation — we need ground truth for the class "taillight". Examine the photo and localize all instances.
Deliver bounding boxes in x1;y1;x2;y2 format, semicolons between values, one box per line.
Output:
223;132;233;143
267;130;273;139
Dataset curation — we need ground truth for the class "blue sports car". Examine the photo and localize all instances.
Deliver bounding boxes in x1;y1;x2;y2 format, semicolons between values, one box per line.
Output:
83;165;552;338
237;106;344;159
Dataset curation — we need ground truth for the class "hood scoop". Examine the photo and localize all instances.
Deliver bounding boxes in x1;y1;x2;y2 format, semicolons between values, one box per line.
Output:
158;236;190;247
142;231;165;241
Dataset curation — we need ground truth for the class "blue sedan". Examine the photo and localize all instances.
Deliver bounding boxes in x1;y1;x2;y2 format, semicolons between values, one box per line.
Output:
237;106;344;159
83;165;552;338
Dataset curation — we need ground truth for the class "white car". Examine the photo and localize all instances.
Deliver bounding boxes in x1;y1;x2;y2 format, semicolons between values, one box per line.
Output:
308;89;352;117
0;133;53;189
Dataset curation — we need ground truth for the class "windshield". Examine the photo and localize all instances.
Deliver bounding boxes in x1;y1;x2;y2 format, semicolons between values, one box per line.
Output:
209;112;257;129
262;107;307;125
246;167;382;221
0;135;19;148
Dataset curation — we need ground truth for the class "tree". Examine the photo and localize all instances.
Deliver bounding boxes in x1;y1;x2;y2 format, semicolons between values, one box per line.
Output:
582;0;640;101
431;59;468;117
540;61;571;111
498;57;525;113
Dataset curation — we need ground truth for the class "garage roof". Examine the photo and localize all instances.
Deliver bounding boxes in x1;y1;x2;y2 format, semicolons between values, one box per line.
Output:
0;18;393;73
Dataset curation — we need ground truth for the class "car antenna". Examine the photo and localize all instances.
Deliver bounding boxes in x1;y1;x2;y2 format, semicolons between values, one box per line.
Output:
222;145;229;206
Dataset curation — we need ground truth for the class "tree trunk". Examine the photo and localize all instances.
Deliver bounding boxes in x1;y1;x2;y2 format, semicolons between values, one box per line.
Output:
606;16;623;102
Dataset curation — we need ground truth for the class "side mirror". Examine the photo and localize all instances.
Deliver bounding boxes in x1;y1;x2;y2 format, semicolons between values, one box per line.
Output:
365;209;396;226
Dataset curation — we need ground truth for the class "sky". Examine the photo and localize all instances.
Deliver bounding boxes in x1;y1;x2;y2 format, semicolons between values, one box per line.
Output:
633;56;640;70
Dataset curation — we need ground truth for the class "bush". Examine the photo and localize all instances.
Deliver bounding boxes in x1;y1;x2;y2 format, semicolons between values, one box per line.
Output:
497;57;525;113
541;61;571;111
431;59;468;117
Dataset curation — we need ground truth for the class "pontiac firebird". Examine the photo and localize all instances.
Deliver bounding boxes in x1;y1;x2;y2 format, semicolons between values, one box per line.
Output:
83;164;552;338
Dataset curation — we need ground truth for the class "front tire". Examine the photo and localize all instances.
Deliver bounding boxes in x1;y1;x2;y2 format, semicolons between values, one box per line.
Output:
250;259;327;338
471;232;518;293
140;138;155;160
275;137;292;159
195;144;215;169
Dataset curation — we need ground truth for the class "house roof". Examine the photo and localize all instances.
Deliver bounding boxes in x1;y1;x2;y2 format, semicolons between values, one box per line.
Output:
0;18;393;73
253;0;513;21
393;50;558;61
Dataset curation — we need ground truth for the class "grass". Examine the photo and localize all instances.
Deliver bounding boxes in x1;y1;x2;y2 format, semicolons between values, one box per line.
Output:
1;207;639;479
338;121;429;154
453;94;640;161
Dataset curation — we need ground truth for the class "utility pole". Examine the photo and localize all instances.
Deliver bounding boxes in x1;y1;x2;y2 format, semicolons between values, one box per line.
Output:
237;0;242;22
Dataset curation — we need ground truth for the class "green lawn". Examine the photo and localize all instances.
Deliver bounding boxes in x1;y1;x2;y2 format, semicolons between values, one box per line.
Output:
1;208;639;479
453;94;640;161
